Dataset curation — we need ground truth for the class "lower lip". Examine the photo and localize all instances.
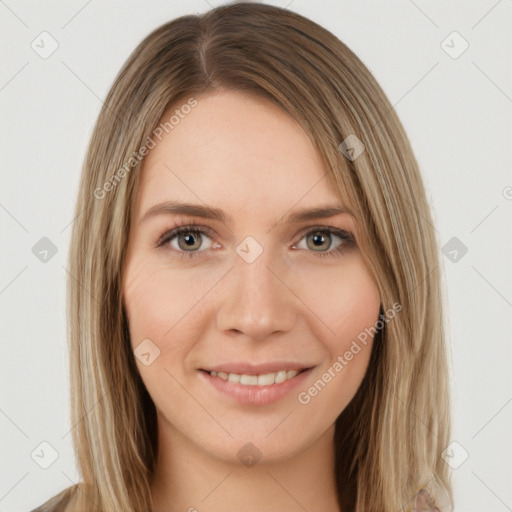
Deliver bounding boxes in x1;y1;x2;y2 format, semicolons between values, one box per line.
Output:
199;368;314;406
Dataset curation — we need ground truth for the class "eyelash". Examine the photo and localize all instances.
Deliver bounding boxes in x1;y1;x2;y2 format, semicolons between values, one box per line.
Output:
155;222;355;260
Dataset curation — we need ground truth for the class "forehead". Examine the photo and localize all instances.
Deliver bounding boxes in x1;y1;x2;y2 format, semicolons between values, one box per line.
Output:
135;89;347;220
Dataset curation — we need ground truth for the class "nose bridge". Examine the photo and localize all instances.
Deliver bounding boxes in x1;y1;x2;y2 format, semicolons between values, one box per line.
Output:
215;241;296;340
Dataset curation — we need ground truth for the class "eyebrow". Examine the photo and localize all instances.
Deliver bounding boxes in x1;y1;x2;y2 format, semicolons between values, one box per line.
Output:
139;201;353;227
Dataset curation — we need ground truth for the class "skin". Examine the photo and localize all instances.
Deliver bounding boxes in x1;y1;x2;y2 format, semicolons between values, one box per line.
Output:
122;88;381;512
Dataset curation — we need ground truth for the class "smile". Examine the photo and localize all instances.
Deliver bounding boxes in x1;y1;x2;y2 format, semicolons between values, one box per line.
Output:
199;367;314;406
206;369;304;386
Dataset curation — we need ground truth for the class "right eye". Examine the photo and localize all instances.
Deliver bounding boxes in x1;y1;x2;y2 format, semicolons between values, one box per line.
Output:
157;224;218;258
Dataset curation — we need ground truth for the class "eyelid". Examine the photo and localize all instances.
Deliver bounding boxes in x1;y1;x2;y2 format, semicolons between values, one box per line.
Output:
293;224;354;242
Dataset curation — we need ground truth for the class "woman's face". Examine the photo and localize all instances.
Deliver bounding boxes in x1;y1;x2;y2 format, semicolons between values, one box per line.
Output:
122;89;381;465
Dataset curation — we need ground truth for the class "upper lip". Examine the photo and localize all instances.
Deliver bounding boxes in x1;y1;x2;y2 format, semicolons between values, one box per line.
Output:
200;362;314;375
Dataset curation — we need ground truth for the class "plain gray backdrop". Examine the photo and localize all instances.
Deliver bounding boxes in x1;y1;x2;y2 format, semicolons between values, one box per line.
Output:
1;0;511;510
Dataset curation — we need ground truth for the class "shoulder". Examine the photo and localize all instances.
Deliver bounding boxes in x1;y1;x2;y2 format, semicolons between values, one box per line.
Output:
30;484;79;512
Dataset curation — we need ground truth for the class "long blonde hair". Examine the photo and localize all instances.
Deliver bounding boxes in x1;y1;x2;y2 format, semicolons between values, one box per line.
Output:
46;2;453;510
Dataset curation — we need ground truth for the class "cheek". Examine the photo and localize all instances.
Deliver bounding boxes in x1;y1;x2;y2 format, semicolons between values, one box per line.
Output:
124;264;167;344
295;256;381;344
123;259;218;381
124;258;207;342
295;264;380;418
123;261;195;406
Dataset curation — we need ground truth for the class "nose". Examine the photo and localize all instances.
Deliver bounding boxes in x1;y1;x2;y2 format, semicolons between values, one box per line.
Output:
215;245;297;342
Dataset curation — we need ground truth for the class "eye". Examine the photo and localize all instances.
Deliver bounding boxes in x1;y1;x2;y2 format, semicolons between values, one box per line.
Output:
293;227;355;257
156;224;218;258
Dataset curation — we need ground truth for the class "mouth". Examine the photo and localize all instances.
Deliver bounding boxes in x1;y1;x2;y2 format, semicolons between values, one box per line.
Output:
199;365;315;406
199;367;312;387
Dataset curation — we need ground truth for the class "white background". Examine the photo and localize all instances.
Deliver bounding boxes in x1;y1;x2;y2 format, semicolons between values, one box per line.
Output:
0;1;511;510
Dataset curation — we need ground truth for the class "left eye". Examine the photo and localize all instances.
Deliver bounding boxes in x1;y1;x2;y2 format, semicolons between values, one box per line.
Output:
294;229;346;253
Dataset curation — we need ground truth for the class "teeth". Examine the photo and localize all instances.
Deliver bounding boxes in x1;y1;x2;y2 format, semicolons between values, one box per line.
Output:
275;370;287;383
257;373;274;386
209;369;300;386
240;374;259;385
228;373;240;383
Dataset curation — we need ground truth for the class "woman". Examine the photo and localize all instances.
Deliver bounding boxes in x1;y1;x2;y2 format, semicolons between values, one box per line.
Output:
32;2;453;511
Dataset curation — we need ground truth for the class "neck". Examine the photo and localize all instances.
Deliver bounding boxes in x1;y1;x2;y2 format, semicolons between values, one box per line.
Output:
150;417;341;512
